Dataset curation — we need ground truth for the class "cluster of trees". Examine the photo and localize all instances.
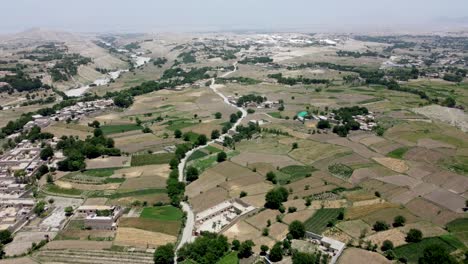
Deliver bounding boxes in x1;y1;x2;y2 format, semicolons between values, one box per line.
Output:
49;54;92;82
177;51;196;63
331;106;369;137
153;57;168;67
239;56;273;64
216;77;260;85
0;70;43;92
268;73;330;86
177;232;230;263
336;50;381;58
56;129;120;171
236;94;266;107
265;187;289;210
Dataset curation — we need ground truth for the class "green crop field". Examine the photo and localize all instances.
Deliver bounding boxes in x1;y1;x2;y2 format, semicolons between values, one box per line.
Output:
278;165;317;184
100;124;142;135
131;153;174;166
386;147;409;159
140;205;183;221
393;236;462;263
83;167;120;177
328;163;354;179
447;218;468;246
304;208;343;234
268;112;282;118
187;150;209;162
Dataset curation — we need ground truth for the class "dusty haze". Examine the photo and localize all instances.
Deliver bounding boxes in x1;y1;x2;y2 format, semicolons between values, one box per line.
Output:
3;0;468;33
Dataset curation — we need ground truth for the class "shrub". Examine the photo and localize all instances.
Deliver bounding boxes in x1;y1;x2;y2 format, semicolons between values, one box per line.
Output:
393;215;406;227
289;220;305;239
381;240;394;251
373;221;389;231
406;228;423;243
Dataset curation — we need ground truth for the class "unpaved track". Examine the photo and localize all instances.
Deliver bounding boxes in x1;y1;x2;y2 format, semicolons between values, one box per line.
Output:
175;62;244;261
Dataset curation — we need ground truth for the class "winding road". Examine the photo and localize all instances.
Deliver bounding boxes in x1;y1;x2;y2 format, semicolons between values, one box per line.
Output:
175;62;245;259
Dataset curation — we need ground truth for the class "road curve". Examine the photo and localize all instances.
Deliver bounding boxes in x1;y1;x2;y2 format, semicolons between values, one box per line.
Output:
175;62;244;260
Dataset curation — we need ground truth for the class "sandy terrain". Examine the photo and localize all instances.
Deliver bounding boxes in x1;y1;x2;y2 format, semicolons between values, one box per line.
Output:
413;105;468;132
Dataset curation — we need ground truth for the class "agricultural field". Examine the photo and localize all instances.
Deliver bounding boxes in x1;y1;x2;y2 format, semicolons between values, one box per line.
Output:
304;208;344;234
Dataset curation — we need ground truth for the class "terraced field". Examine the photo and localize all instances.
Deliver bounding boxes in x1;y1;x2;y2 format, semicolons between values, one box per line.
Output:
304;208;344;234
33;249;153;264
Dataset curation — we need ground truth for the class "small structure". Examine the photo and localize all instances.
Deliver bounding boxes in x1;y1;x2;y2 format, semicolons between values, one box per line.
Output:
304;231;346;264
77;205;123;230
194;199;256;234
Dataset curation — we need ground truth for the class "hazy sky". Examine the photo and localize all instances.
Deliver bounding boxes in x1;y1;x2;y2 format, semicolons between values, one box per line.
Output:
4;0;468;33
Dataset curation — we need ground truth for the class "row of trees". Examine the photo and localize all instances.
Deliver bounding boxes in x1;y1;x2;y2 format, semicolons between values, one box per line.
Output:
268;73;330;86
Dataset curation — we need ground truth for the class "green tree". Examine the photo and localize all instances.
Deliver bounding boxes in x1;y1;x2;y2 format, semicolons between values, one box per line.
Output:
177;232;229;264
291;142;298;150
260;245;269;256
154;243;175;264
34;201;46;216
196;134;208;146
266;171;277;184
265;187;288;209
169;158;179;169
214;112;222;119
292;251;318;264
381;240;394;251
373;221;389;231
317;120;331;129
217;151;227;162
64;206;73;216
418;244;457;264
269;242;283;262
186;166;199;182
393;215;406;227
93;128;103;137
239;191;247;198
406;228;423;243
0;230;12;244
211;129;220;139
40;145;54;160
174;129;182;138
232;239;240;251
289;220;306;239
238;240;255;258
442;97;456;107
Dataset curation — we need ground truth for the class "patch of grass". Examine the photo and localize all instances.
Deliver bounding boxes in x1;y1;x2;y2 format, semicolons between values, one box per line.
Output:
216;251;239;264
165;119;197;131
140;206;183;221
89;188;166;199
205;145;223;154
446;218;468;246
357;97;384;104
444;156;468;175
190;150;239;174
83;168;120;177
184;131;201;144
386;147;409;159
393;236;460;263
268;112;282;118
328;163;354;179
100;124;142;135
187;150;208;162
278;165;317;184
326;89;344;93
131;153;175;166
304;208;343;234
44;184;83;196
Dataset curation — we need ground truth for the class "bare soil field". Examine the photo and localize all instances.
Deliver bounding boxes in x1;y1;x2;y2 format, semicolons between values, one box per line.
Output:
417;138;456;149
185;169;226;198
115;227;177;248
241;193;268;208
289;139;351;164
231;152;301;168
268;222;289;241
0;257;38;264
283;199;307;211
372;157;409;173
399;221;448;238
345;202;398;220
5;231;56;256
404;147;447;164
43;123;92;139
337;248;391;264
361;207;420;226
336;219;374;239
405;198;461;226
83;197;108;205
190;187;229;213
245;209;281;229
220;174;265;192
223;220;262;242
55;180;120;191
229;182;274;199
376;174;421;188
413;105;468;132
209;161;259;180
326;138;382;159
423;189;466;213
119;174;166;191
365;229;407;248
43;240;112;250
283;209;317;225
85;156;130;169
